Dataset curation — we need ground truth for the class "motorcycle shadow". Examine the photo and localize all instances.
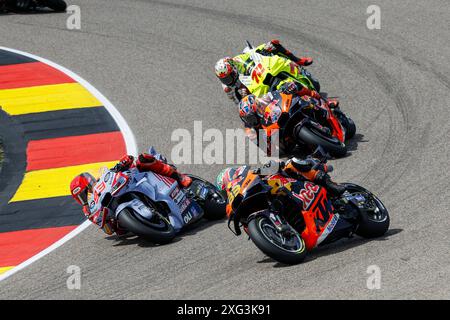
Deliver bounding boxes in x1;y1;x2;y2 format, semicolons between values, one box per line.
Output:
0;8;64;15
258;228;403;268
105;218;226;248
345;133;367;153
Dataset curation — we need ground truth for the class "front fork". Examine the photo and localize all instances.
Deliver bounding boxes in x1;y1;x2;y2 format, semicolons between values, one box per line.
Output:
248;210;295;237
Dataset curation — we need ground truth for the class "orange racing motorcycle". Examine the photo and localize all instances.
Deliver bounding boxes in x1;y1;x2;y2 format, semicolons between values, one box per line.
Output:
254;90;355;158
224;152;389;264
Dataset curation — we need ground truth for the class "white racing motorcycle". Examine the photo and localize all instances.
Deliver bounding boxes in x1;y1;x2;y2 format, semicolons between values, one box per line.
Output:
87;148;226;244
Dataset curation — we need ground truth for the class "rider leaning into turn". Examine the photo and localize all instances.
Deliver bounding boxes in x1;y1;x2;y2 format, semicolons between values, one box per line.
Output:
214;39;315;104
239;81;321;142
217;157;346;215
69;151;192;235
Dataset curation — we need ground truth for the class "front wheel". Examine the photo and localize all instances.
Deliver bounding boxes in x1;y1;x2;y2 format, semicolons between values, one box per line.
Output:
335;110;356;140
343;117;356;140
296;125;347;157
343;184;390;238
117;208;176;244
248;214;307;265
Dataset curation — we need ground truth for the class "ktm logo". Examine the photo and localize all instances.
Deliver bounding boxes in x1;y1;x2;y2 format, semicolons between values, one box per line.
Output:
293;182;320;210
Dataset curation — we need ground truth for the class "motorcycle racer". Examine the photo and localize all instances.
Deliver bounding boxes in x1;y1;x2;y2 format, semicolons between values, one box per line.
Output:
214;39;317;104
239;81;321;143
69;148;192;235
216;157;346;216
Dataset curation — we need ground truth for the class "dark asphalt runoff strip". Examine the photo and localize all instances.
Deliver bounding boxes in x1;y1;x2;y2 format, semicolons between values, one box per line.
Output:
12;106;120;141
0;49;36;66
0;109;27;220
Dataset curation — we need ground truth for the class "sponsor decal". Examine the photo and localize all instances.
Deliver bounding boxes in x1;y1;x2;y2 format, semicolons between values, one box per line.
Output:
72;187;81;194
292;182;320;210
316;213;339;246
179;198;191;213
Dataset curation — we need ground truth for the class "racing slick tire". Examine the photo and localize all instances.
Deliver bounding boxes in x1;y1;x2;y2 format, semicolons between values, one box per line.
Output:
295;125;347;157
343;184;390;238
117;208;176;244
343;117;356;140
248;214;307;265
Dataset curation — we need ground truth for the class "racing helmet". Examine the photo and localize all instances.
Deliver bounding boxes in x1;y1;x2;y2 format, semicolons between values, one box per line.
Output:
239;94;259;127
215;166;246;191
70;172;96;206
214;57;238;86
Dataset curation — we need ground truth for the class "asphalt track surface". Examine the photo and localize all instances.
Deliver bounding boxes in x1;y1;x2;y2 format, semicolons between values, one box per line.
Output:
0;0;449;299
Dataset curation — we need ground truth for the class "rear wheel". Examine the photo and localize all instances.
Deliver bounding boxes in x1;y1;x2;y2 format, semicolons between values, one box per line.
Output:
336;112;356;140
296;125;347;157
343;117;356;140
117;208;176;244
248;214;307;265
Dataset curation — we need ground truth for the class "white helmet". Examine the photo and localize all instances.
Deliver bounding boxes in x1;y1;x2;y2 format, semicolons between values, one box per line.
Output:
214;57;238;86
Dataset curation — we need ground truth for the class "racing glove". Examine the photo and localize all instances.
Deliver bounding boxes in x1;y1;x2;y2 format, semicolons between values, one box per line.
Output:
296;57;313;66
245;127;258;141
223;85;239;104
113;155;135;172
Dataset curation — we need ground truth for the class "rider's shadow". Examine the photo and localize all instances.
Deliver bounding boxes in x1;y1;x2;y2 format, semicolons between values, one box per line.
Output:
345;133;367;153
257;228;403;268
105;218;226;248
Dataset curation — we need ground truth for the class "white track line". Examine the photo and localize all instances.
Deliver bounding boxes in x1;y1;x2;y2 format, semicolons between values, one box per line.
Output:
0;47;138;282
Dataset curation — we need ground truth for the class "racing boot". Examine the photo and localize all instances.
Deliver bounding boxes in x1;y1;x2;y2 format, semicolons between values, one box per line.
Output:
296;56;313;66
315;171;346;196
265;39;313;66
137;153;192;188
